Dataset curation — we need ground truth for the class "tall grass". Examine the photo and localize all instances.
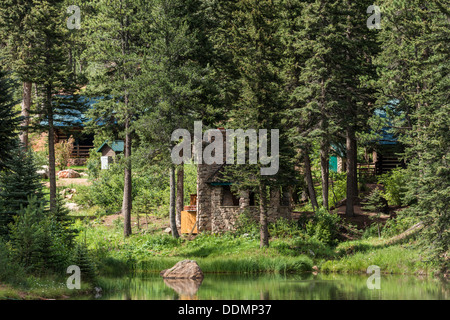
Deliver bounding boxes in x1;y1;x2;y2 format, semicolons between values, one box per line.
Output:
133;255;313;275
320;244;429;274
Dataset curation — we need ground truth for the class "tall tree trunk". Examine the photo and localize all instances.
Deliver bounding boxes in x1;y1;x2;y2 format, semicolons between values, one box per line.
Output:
319;79;329;210
46;85;56;212
122;115;132;237
345;126;357;217
320;139;329;210
303;150;319;210
20;82;32;148
170;165;180;238
176;164;184;228
259;182;269;248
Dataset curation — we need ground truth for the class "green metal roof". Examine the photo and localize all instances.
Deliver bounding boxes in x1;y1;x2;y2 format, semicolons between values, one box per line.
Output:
97;140;124;153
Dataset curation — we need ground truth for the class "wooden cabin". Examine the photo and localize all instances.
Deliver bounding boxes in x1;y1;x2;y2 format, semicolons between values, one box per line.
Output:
96;140;124;169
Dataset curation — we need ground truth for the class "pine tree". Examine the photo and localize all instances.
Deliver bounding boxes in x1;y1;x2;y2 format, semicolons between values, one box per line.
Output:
214;0;296;248
280;0;378;215
280;0;338;211
9;195;46;272
84;0;154;237
132;0;219;238
72;243;97;284
375;0;449;273
0;142;45;239
0;0;34;148
52;192;77;249
9;194;73;274
0;68;20;170
1;0;88;212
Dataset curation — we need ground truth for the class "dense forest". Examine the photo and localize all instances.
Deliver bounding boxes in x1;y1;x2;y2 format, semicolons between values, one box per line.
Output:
0;0;448;299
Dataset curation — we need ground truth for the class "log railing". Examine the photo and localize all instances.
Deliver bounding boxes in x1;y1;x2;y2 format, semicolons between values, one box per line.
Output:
71;145;93;158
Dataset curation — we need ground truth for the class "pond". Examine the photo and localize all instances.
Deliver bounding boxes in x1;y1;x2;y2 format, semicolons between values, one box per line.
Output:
78;273;449;300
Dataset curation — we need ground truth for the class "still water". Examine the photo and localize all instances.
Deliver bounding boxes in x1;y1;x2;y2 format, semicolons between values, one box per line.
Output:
83;273;448;300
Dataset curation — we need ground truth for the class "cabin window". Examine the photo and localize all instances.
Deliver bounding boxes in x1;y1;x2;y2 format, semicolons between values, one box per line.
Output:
249;192;255;206
222;185;240;206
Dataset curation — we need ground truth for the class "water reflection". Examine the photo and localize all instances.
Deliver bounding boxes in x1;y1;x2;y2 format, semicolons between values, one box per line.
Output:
89;273;448;300
163;278;203;300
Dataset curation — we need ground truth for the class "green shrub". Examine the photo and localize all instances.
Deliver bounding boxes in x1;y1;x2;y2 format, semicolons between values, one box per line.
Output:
269;217;304;238
305;208;341;246
0;239;26;284
233;211;259;238
381;210;420;238
86;157;100;180
378;168;408;206
141;234;182;251
329;172;347;207
9;195;78;276
72;243;98;284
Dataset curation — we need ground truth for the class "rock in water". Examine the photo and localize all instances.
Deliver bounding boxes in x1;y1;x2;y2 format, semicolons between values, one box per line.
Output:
160;260;204;280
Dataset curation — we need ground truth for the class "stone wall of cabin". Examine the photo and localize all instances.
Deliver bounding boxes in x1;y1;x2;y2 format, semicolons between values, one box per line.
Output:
197;179;292;233
196;128;292;233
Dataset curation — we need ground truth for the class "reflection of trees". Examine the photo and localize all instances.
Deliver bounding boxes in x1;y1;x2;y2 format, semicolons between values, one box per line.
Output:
94;274;448;300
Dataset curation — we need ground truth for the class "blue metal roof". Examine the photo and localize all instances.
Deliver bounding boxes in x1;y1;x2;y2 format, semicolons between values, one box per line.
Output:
373;103;400;145
39;95;102;127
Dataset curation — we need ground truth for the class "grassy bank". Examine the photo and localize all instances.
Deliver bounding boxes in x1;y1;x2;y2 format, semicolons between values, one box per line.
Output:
71;216;436;278
1;208;436;300
0;276;92;300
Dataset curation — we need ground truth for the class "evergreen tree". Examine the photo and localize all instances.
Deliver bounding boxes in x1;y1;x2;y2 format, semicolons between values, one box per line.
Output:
335;0;379;217
72;243;97;284
133;0;219;238
0;0;34;148
0;141;45;239
1;0;88;211
280;0;378;215
9;195;46;272
375;0;449;273
52;191;78;249
214;0;296;248
0;67;20;170
84;0;152;237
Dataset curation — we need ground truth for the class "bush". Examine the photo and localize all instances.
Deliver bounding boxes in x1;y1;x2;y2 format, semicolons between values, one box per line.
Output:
0;239;26;284
378;168;408;206
55;136;75;170
86;157;100;180
73;162;125;212
233;211;259;238
73;162;188;217
269;218;303;238
361;187;389;238
9;195;78;276
72;243;98;285
305;208;341;246
381;209;420;238
329;172;347;207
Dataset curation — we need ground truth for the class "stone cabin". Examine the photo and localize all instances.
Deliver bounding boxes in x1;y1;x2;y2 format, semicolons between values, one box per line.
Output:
193;129;292;234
